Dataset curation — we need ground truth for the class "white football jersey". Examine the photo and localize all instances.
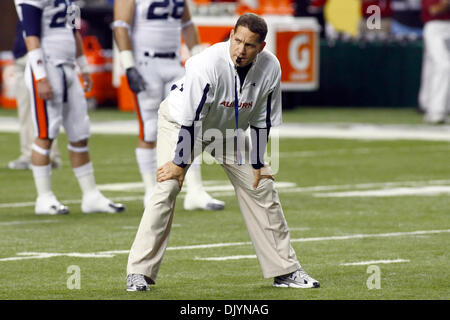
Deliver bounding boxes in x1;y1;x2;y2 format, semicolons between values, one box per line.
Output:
15;0;76;65
167;40;282;138
132;0;185;54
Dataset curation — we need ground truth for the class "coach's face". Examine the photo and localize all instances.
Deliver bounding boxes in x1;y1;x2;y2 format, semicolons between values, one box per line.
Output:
229;26;266;67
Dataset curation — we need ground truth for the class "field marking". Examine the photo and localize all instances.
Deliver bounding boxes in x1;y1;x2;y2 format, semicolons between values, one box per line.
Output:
2;118;450;140
195;255;257;261
0;219;56;226
196;256;411;264
0;252;115;262
1;179;450;209
122;223;180;230
340;259;410;266
278;145;450;158
314;186;450;197
276;123;450;141
0;229;448;262
97;181;296;193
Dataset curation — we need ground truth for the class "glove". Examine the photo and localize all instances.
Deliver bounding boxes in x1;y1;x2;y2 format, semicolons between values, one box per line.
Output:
126;67;147;93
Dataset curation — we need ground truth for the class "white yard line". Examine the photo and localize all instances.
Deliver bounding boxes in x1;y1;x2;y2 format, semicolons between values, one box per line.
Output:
195;255;257;261
122;224;180;230
0;219;56;226
277;145;450;158
314;186;450;197
2;179;450;208
1;118;450;141
0;252;115;262
340;259;410;266
276;123;450;141
196;256;411;264
290;229;450;243
97;181;296;193
0;229;448;262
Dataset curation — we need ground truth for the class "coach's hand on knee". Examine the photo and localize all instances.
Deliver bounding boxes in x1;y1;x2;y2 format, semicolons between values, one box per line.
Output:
252;168;274;190
37;78;54;100
126;67;147;93
157;161;185;188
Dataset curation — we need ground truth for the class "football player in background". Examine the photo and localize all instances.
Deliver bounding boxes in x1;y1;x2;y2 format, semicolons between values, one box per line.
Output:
113;0;225;210
419;0;450;124
15;0;125;215
8;20;61;171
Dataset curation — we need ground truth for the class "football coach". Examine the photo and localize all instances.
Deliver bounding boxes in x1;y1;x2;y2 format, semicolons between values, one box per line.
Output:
125;13;320;292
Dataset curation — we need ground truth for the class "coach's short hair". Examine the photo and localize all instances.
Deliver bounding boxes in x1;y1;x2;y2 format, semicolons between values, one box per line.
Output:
234;13;268;43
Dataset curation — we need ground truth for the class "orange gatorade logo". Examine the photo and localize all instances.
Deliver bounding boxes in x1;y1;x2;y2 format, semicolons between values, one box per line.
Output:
276;29;318;89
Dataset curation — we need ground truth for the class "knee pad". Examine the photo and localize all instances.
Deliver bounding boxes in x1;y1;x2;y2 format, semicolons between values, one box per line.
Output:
68;144;89;153
32;143;50;156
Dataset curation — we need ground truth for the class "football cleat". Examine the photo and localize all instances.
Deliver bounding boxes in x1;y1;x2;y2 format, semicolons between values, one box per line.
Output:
35;194;69;215
81;190;125;214
183;190;225;211
8;157;31;170
273;267;320;289
126;274;149;292
424;114;447;125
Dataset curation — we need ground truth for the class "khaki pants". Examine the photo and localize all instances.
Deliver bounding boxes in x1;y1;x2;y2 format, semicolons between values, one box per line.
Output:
127;99;300;281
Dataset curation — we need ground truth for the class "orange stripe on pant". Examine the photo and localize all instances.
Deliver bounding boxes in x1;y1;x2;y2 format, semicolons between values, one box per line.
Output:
132;93;145;141
31;73;49;139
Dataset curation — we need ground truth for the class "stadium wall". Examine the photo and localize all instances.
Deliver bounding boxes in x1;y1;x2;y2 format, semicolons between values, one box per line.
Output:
284;39;423;109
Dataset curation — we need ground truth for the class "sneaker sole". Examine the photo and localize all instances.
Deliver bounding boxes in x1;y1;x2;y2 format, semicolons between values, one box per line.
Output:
35;207;70;215
273;282;320;289
83;203;126;214
35;211;69;215
126;286;148;292
184;202;225;211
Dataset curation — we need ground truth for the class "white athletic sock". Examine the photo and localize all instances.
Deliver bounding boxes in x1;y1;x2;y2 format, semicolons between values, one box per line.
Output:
73;162;97;195
136;148;157;192
184;155;204;192
31;164;53;197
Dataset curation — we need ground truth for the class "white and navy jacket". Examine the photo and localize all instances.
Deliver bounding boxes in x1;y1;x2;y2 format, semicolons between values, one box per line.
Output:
168;40;283;168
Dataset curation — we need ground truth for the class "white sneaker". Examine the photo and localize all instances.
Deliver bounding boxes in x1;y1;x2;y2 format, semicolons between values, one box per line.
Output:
81;190;125;214
8;157;31;170
183;190;225;211
273;267;320;288
126;274;149;292
424;114;447;125
35;194;69;215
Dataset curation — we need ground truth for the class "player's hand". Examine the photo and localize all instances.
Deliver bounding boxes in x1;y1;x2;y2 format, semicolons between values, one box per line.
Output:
252;167;274;190
157;161;186;188
37;78;54;100
81;73;93;92
126;67;147;93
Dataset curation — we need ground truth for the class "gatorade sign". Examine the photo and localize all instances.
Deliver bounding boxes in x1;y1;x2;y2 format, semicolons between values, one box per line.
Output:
191;16;320;91
276;29;319;90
